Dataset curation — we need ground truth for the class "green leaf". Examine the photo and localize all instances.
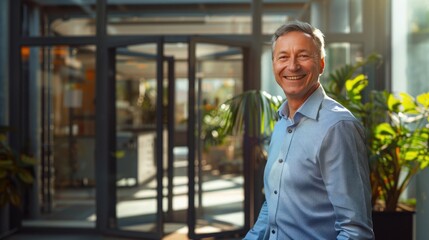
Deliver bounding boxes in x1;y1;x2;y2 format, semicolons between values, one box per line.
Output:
416;92;429;108
345;74;368;103
17;169;34;184
9;191;21;206
20;154;36;165
0;159;13;169
113;151;125;159
374;123;396;143
399;92;418;114
403;150;418;161
387;94;401;112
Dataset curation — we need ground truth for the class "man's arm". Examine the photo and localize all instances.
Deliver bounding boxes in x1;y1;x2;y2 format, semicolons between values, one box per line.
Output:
319;120;374;239
243;201;268;240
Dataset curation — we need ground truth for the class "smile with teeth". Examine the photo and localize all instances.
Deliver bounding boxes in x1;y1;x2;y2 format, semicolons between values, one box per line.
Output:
284;75;306;80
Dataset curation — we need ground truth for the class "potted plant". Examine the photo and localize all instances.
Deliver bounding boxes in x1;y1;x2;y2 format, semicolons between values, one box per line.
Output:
0;126;35;237
213;90;283;169
322;53;429;239
209;90;283;223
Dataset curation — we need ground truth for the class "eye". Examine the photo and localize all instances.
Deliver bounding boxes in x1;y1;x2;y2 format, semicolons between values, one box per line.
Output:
277;55;288;61
298;54;310;60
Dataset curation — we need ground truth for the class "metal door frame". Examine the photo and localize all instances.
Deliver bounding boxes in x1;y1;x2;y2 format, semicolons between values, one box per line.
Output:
187;36;251;240
102;37;165;239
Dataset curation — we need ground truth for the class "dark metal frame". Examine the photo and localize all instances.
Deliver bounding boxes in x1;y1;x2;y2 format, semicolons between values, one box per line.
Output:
101;37;165;240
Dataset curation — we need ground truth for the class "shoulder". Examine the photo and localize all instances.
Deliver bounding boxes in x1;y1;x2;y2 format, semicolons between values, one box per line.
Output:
319;95;358;123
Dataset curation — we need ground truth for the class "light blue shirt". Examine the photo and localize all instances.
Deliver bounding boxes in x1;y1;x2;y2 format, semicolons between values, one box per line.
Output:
244;86;374;240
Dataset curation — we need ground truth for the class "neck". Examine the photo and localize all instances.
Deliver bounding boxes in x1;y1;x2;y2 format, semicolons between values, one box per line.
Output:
287;83;320;118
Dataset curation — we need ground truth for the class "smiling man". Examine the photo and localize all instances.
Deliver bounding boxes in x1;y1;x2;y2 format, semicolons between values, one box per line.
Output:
244;21;374;240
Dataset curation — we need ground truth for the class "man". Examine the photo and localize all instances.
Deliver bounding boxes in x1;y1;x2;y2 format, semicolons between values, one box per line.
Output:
244;21;374;239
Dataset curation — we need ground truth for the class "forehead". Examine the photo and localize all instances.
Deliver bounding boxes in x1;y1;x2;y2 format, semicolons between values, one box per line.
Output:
274;31;317;52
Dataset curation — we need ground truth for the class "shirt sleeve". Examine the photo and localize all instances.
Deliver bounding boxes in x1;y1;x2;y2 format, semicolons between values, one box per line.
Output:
243;201;268;240
318;120;374;240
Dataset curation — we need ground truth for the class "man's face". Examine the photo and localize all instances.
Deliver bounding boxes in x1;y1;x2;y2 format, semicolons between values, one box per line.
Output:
272;31;325;101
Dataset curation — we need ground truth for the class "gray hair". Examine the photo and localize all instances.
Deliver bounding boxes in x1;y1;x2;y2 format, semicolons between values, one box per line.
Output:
271;21;325;59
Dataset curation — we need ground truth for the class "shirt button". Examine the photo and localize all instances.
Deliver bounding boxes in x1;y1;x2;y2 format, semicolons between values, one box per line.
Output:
278;159;283;163
272;229;276;234
287;128;292;133
274;190;278;194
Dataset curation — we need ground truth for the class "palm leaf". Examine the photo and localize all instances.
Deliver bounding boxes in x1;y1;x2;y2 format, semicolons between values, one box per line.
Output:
218;90;283;140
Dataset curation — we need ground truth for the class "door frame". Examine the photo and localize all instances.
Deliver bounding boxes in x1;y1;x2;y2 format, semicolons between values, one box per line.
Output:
101;36;165;239
187;36;251;239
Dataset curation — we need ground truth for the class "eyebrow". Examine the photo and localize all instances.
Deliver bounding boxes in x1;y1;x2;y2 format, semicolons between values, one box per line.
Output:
275;49;311;55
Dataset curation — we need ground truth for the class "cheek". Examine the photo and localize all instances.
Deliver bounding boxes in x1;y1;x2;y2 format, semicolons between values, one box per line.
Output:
273;62;283;74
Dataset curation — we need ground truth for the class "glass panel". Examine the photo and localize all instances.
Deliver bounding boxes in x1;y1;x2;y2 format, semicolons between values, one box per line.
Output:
261;44;283;97
22;45;97;227
321;43;363;83
262;1;311;35
262;15;289;36
194;43;244;234
22;0;96;37
392;0;429;96
115;43;161;233
393;2;429;238
106;1;252;35
328;0;363;33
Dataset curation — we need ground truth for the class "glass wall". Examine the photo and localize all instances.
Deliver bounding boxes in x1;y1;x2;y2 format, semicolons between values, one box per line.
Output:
392;0;429;95
392;1;429;239
22;45;96;227
328;0;363;33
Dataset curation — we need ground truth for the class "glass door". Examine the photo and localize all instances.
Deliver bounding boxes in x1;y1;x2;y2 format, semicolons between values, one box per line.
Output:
188;38;250;239
107;38;166;239
22;45;97;228
106;37;250;239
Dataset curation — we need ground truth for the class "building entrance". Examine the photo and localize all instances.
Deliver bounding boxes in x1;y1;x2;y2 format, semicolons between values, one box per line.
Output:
24;37;250;239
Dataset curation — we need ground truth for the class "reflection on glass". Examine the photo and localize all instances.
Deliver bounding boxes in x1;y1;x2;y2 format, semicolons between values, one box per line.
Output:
22;45;96;227
22;1;96;36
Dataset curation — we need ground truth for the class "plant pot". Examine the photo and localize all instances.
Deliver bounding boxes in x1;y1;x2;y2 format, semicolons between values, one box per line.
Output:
372;211;414;240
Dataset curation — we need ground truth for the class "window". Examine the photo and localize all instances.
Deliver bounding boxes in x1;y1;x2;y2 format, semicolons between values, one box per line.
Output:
392;0;429;96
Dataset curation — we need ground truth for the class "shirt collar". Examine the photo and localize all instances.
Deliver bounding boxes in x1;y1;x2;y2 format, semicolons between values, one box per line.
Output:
278;85;325;121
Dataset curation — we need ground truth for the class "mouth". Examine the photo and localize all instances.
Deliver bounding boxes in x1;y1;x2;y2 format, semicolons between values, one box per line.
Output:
284;74;306;80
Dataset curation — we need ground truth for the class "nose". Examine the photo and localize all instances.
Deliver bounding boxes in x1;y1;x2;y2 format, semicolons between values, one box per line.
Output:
287;57;300;71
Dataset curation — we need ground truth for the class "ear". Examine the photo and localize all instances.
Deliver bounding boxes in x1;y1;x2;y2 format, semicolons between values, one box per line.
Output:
319;57;325;74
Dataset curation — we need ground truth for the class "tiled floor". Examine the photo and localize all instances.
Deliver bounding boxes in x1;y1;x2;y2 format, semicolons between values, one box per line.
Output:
4;148;246;240
5;231;241;240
